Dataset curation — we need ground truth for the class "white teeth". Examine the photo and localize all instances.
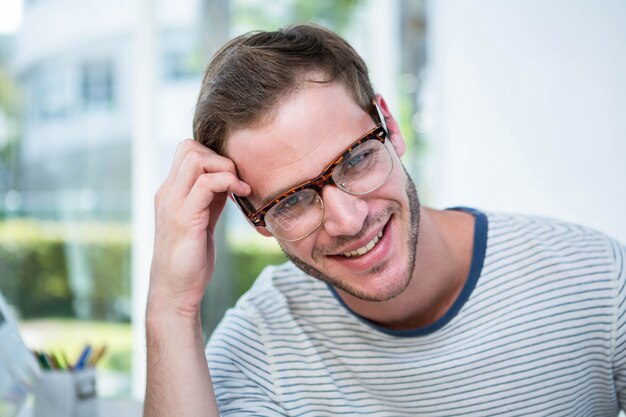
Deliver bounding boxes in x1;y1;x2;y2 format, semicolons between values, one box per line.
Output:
342;230;384;258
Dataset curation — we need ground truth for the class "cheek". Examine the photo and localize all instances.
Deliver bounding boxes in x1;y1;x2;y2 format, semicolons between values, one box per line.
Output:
279;239;316;262
372;169;408;202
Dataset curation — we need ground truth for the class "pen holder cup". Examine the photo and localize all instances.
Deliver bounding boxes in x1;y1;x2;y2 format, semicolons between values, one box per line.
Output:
32;368;97;417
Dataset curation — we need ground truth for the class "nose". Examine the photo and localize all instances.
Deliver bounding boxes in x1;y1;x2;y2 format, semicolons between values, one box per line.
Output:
321;185;368;237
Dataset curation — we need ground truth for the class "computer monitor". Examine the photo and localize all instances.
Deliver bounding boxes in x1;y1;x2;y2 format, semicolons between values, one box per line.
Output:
0;293;41;417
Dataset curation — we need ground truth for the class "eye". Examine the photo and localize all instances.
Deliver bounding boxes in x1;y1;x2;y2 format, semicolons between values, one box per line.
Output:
281;194;301;209
344;149;374;171
274;193;305;216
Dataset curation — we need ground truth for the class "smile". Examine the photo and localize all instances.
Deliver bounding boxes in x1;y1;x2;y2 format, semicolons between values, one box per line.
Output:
341;230;384;258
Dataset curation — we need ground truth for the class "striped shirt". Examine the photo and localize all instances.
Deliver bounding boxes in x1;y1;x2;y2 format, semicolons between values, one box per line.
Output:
206;209;626;416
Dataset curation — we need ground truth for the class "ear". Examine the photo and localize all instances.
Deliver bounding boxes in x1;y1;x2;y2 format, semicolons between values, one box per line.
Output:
255;226;273;237
374;94;406;158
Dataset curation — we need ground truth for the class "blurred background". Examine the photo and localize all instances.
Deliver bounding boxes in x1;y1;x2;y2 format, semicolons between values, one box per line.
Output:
0;0;624;402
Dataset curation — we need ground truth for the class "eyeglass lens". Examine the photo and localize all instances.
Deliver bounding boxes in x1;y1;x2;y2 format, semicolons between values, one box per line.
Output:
265;139;392;241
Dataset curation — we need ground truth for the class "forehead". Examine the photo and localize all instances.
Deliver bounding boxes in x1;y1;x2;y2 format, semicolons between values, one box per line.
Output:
225;82;372;205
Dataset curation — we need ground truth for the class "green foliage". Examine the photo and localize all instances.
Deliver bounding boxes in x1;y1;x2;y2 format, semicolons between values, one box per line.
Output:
0;219;131;320
234;0;362;34
231;245;288;297
291;0;362;32
0;69;21;118
0;68;22;175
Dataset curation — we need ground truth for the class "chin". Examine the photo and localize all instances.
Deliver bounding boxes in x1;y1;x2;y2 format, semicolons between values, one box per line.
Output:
341;268;414;302
285;247;418;302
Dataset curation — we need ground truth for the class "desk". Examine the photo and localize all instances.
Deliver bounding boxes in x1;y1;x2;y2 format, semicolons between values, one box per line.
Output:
17;398;143;417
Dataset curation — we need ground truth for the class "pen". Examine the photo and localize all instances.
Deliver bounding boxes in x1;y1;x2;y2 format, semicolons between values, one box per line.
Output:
74;345;92;370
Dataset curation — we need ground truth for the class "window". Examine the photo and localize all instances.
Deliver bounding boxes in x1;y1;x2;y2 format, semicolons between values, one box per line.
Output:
81;59;115;111
29;66;70;120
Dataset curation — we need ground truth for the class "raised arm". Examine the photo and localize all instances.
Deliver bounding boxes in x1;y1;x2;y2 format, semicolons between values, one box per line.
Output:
143;139;250;417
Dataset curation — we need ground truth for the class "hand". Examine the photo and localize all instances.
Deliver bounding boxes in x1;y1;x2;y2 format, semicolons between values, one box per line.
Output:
149;139;250;317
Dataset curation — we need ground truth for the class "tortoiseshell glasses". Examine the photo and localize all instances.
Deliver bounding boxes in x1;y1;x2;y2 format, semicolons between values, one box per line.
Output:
233;101;393;241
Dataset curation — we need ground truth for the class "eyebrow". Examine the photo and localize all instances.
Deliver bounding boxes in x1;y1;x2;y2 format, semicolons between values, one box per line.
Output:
258;177;310;208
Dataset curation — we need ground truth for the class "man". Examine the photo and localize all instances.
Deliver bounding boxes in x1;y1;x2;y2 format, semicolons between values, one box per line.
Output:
145;24;626;416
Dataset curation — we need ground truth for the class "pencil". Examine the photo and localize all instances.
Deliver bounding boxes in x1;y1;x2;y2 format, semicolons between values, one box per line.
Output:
89;345;107;367
52;351;68;370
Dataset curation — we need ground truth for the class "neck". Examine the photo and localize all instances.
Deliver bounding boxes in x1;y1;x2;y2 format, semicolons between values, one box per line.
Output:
336;207;475;331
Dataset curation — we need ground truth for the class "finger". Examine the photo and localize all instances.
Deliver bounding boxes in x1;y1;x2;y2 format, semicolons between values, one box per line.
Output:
163;140;236;192
161;139;196;189
170;150;243;201
183;171;250;220
170;139;202;177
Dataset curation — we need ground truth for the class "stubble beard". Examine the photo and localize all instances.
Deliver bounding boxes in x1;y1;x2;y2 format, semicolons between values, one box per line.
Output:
281;172;421;302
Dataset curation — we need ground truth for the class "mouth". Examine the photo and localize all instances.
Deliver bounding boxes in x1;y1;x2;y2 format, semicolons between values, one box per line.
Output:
341;230;384;258
320;215;394;273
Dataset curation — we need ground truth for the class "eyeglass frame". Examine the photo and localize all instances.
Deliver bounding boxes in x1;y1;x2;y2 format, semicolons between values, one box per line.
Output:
232;99;390;232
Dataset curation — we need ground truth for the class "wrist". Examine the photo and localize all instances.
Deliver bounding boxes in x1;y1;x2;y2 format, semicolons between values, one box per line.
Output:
145;298;205;356
146;290;202;332
147;279;202;316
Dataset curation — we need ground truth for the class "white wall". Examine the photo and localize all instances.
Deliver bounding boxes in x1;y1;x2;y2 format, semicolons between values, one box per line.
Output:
425;0;626;243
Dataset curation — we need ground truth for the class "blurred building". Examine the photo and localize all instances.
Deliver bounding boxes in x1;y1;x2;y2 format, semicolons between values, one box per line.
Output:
12;0;203;221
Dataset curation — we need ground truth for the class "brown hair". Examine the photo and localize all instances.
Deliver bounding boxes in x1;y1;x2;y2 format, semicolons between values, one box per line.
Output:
192;23;376;155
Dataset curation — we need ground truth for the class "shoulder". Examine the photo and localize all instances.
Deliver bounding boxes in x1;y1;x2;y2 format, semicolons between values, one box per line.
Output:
478;210;623;291
485;211;616;253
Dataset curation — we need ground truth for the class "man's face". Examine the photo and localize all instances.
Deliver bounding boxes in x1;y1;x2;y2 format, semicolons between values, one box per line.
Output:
226;81;421;302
